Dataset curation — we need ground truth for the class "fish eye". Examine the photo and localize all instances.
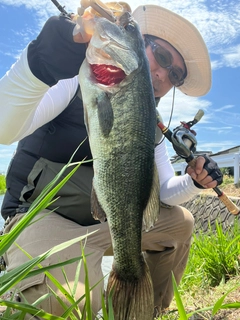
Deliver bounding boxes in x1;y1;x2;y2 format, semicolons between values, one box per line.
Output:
125;23;135;32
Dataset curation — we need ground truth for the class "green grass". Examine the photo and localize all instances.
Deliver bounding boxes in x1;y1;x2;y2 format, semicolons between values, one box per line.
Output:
180;219;240;290
0;158;98;319
0;164;239;319
2;211;240;319
0;174;6;195
0;146;107;319
221;174;234;188
156;219;240;320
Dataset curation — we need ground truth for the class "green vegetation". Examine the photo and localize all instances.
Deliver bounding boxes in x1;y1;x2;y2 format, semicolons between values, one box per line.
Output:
0;165;239;319
191;220;240;287
178;219;240;291
156;219;240;319
0;174;6;195
0;156;105;319
221;173;234;187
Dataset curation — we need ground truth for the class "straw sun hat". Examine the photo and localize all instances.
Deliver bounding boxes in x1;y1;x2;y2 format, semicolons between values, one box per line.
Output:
132;5;212;97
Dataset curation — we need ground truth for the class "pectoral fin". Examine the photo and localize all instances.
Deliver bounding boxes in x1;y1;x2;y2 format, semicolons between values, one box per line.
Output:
91;186;107;222
143;162;161;231
97;93;114;137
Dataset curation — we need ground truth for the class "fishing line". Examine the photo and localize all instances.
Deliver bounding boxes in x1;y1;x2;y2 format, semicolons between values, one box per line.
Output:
157;86;175;146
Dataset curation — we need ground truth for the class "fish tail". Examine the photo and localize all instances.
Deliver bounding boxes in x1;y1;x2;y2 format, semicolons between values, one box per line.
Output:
106;262;154;320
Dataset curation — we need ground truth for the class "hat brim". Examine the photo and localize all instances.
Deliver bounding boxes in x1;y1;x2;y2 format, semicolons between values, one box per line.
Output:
132;5;211;97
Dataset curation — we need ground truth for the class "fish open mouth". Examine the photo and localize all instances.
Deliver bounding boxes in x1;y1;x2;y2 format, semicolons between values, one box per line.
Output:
90;64;126;86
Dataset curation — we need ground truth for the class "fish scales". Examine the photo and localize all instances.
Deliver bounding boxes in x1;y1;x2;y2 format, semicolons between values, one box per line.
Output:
79;10;160;320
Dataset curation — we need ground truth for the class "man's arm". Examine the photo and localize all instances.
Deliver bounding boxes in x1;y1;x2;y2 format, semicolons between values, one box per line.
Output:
0;44;79;145
155;142;200;205
28;15;87;86
0;14;87;144
155;142;222;206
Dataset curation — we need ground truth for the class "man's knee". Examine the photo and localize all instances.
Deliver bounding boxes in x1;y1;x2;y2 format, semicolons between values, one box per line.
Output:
180;206;194;238
170;206;194;241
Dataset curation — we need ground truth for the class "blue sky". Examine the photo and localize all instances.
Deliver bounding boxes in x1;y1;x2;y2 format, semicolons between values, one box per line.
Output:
0;0;240;173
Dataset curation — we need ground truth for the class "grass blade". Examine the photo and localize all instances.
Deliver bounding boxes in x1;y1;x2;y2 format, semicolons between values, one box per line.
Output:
212;283;240;315
172;272;188;320
0;300;65;319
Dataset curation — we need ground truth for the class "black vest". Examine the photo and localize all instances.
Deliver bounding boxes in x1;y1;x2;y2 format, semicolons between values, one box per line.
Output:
1;96;99;226
1;14;100;225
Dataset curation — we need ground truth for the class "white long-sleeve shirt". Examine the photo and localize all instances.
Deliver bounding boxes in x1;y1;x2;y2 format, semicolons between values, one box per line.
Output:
0;45;200;206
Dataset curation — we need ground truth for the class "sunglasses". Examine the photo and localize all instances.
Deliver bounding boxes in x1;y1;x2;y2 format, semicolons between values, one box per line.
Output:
145;36;186;87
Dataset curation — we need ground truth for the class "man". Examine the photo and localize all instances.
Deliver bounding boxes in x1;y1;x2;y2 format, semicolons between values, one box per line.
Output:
0;3;222;318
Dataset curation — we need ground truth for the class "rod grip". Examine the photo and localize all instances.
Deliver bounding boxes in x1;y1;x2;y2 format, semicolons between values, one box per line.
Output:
187;158;197;168
194;109;204;123
187;158;240;215
217;192;240;215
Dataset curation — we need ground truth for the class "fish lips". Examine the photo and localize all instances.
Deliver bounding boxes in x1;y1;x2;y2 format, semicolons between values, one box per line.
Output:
86;18;139;77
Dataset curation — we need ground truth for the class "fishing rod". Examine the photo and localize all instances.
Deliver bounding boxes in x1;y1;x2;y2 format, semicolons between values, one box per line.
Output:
51;0;68;15
156;109;240;215
51;0;116;22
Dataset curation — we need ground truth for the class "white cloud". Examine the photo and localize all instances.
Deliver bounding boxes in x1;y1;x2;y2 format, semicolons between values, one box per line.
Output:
0;0;239;159
3;0;240;72
215;105;235;112
212;44;240;70
207;109;240;128
157;88;211;128
1;0;240;48
211;60;223;70
202;126;232;131
1;0;240;41
197;140;237;151
222;44;240;68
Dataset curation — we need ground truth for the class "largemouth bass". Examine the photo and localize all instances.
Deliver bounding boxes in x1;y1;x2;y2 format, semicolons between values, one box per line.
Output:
79;9;160;320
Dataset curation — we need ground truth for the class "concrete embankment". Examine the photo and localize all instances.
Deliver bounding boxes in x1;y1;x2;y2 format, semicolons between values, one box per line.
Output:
182;193;240;233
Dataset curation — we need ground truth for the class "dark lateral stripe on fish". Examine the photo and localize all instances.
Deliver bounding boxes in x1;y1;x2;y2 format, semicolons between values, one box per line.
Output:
97;92;114;137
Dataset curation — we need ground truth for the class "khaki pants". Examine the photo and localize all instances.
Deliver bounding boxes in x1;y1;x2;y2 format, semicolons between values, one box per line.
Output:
4;205;194;318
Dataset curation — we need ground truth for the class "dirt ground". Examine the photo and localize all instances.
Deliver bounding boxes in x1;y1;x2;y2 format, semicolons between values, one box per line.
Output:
170;184;240;320
188;277;240;320
195;184;240;319
166;276;240;320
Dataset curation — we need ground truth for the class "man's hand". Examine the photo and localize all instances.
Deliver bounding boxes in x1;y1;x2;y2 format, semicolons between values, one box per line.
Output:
72;8;94;43
186;155;223;189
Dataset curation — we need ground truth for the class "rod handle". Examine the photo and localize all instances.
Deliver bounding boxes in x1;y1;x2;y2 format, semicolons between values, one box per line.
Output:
187;159;240;215
194;109;204;123
215;190;239;215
